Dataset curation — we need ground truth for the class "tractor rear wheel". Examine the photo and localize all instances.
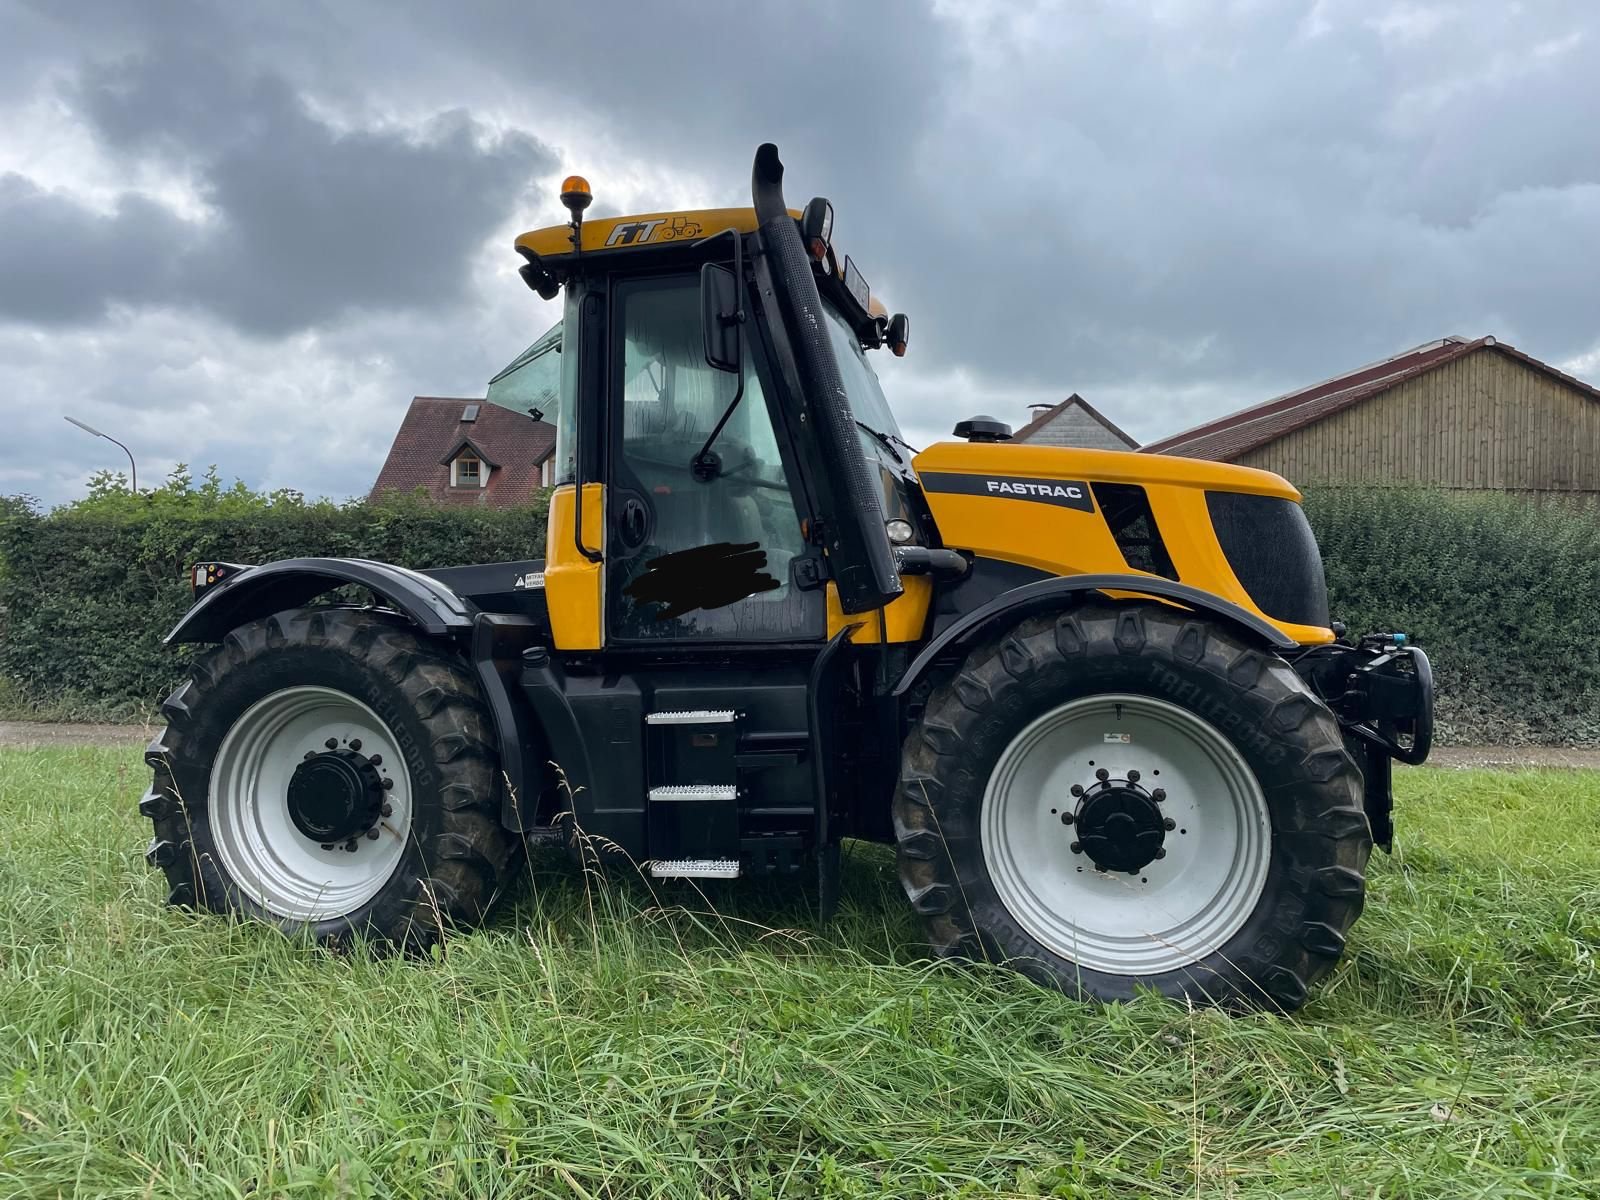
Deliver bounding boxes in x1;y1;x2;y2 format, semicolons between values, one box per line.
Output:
894;604;1369;1011
140;609;515;950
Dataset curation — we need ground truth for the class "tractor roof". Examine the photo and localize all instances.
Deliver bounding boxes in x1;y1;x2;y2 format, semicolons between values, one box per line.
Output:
515;207;785;260
515;206;888;318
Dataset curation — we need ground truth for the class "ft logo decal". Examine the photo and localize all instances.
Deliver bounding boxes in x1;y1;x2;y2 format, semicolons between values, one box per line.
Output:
604;216;703;247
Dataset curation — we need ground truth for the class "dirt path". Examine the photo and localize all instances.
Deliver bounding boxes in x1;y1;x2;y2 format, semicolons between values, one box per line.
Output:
0;721;153;747
3;720;1598;768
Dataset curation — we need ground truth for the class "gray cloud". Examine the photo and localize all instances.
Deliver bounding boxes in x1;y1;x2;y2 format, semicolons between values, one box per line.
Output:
2;0;1598;507
1;38;555;336
0;174;188;324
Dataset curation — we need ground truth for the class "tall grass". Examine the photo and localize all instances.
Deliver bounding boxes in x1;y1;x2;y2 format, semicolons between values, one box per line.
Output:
2;748;1597;1197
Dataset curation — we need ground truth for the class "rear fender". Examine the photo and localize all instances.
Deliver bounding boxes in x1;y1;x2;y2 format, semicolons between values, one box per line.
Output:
892;572;1297;698
164;557;476;644
164;558;551;833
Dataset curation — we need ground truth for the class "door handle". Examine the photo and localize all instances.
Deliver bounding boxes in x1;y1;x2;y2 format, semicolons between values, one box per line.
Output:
619;497;649;548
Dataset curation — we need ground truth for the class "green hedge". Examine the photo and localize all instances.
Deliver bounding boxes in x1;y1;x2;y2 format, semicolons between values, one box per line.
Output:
1305;489;1600;746
0;469;547;720
3;472;1598;743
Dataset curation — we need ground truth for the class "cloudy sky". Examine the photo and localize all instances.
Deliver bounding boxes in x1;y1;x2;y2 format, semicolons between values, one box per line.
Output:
3;0;1597;507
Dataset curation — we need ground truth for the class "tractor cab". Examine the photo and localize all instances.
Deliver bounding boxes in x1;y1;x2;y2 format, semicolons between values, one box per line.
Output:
484;163;921;653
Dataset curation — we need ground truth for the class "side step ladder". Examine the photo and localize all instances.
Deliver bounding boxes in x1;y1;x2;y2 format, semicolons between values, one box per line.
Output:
645;711;743;879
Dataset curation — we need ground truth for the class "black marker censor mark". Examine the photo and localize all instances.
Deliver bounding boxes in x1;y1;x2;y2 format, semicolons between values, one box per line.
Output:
623;542;780;619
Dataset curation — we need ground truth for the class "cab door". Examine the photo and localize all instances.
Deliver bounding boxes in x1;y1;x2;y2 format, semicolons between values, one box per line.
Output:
605;272;824;643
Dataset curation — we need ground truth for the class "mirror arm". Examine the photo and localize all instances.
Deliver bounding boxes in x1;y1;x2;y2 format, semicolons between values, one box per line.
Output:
691;231;748;481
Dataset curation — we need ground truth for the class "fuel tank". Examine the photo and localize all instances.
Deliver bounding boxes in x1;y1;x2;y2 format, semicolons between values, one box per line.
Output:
911;441;1333;645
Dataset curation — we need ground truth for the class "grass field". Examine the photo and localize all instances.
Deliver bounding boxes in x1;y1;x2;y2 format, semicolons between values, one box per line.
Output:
1;748;1597;1198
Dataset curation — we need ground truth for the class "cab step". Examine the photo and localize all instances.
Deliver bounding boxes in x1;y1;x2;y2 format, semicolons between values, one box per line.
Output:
647;784;738;802
645;709;737;725
646;784;739;865
649;858;741;879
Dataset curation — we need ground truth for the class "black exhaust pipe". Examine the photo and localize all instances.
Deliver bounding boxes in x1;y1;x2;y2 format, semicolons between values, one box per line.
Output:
752;143;787;224
749;143;902;614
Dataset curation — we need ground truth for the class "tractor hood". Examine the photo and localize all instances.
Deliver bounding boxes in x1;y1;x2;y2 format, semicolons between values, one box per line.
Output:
912;441;1300;503
911;441;1332;645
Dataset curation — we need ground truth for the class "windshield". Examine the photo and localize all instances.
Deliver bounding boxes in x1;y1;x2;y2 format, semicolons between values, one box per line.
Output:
820;302;907;458
485;297;575;484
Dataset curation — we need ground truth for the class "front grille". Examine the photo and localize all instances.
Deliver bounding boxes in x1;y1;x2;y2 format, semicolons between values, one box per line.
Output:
1206;492;1330;628
1093;482;1178;580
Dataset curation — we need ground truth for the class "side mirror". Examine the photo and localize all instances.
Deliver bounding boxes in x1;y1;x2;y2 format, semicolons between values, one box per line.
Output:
799;196;833;261
516;245;560;300
700;262;741;373
887;312;910;357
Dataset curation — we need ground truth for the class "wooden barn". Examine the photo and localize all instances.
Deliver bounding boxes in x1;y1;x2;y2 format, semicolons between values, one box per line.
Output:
1142;337;1600;498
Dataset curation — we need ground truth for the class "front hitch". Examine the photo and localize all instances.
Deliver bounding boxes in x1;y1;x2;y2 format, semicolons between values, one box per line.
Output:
1294;632;1435;852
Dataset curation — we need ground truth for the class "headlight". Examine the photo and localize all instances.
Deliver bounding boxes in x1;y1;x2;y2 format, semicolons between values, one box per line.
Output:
885;518;915;545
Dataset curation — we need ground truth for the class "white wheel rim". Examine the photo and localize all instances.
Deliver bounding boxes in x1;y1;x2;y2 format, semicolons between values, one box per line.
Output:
981;693;1271;977
211;685;414;921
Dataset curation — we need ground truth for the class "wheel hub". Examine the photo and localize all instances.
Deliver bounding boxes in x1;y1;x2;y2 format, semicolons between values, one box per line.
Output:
1070;769;1169;874
287;748;384;844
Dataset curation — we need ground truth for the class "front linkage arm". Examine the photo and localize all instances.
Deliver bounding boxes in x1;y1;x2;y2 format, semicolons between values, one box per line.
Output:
1293;631;1435;851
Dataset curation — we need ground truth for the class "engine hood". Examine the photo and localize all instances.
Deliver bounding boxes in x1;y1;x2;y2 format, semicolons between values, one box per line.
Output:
908;440;1331;646
911;441;1300;501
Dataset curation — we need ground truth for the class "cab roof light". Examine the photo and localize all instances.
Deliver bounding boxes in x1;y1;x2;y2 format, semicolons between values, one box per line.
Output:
560;174;592;257
559;175;592;216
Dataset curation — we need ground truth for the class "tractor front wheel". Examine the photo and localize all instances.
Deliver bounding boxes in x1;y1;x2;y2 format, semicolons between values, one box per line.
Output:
141;609;515;950
894;604;1369;1011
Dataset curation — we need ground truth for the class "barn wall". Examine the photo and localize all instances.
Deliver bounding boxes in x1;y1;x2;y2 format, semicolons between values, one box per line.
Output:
1234;349;1600;493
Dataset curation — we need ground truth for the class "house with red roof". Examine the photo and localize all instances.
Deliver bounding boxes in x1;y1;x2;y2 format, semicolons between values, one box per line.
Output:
1143;336;1600;498
370;396;556;507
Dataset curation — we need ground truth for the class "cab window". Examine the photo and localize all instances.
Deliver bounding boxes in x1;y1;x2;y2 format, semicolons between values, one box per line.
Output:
608;274;820;641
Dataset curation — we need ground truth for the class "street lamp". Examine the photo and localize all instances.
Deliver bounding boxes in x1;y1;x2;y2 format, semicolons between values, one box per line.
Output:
64;415;137;492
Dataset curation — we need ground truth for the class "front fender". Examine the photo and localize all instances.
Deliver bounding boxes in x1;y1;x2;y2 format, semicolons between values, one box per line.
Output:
891;572;1298;698
165;557;477;644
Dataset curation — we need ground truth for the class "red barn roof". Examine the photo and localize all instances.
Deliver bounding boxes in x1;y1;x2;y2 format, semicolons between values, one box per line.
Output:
370;397;555;506
1142;336;1600;461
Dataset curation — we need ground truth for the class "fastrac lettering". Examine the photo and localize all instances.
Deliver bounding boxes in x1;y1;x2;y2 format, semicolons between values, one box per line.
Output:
986;479;1085;500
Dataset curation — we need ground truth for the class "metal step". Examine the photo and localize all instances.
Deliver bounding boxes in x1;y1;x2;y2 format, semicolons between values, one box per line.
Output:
649;858;741;879
647;784;738;803
645;709;738;726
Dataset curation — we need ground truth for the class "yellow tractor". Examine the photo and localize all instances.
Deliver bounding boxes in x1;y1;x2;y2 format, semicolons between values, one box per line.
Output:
143;145;1432;1010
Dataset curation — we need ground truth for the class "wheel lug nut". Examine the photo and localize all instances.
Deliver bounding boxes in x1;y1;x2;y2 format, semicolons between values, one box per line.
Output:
350;739;362;752
366;827;380;840
1127;769;1140;783
343;839;358;852
1070;841;1082;854
1164;817;1176;831
320;843;333;851
381;802;393;818
1095;768;1109;782
1152;788;1166;802
368;754;382;767
325;738;338;750
1060;812;1074;825
381;778;394;791
1070;783;1084;797
1154;848;1166;859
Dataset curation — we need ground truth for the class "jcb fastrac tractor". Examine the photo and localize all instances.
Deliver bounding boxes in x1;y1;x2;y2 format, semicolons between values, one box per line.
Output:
143;144;1433;1011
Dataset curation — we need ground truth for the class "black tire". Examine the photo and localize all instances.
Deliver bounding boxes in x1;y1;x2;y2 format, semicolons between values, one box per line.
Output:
893;604;1369;1011
140;608;516;950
